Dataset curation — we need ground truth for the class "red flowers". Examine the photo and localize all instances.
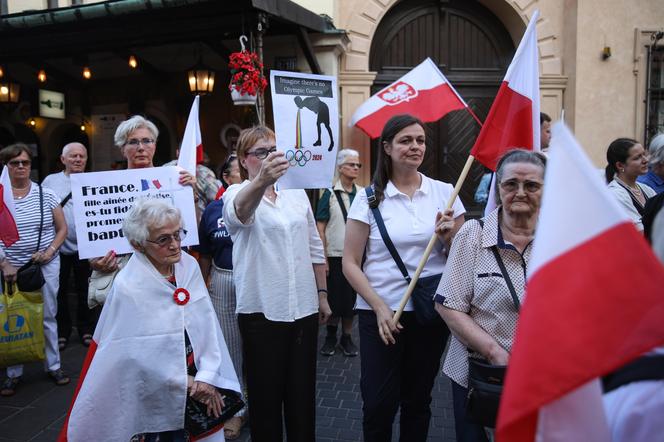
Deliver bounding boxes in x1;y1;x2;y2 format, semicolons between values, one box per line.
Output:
228;50;268;96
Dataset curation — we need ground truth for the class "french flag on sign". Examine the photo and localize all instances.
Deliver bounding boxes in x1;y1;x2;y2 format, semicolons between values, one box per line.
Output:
350;57;469;138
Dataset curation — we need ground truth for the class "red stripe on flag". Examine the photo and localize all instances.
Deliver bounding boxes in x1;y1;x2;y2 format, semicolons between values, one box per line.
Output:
196;143;203;165
497;222;664;441
0;184;19;247
470;81;533;171
58;339;99;442
354;83;467;138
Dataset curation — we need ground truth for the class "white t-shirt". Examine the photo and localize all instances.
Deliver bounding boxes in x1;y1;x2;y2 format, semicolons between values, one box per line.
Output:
347;174;466;311
223;181;325;322
42;171;78;254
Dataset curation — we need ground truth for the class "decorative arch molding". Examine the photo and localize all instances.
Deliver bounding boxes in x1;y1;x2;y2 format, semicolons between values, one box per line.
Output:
338;0;567;168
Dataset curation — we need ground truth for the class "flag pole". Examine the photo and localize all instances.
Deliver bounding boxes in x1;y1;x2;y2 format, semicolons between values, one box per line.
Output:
392;154;476;323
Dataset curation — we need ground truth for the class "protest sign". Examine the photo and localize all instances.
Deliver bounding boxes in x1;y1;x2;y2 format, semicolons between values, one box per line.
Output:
71;166;198;259
270;70;339;189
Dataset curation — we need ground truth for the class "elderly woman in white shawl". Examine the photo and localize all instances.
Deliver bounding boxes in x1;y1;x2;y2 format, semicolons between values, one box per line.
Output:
60;199;240;442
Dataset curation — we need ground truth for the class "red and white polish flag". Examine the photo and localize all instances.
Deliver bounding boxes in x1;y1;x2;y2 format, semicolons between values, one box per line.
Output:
496;122;664;441
178;95;203;174
350;57;468;138
471;11;540;172
0;165;19;247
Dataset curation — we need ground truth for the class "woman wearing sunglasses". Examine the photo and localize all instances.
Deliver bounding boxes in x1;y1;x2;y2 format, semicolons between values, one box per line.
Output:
223;126;331;442
0;144;69;397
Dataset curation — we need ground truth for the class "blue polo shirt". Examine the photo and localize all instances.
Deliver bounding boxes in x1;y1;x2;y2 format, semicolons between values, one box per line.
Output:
194;199;233;269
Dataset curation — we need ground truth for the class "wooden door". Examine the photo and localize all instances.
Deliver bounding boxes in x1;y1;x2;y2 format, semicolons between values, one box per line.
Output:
370;0;515;214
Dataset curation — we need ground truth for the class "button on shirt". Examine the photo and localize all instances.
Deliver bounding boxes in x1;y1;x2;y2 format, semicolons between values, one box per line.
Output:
347;174;466;311
223;181;325;322
436;208;530;388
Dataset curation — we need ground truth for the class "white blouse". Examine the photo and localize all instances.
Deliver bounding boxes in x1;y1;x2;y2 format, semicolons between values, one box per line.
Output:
223;181;325;322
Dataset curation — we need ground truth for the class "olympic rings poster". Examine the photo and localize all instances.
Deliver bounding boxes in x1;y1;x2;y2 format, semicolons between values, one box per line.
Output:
270;70;339;189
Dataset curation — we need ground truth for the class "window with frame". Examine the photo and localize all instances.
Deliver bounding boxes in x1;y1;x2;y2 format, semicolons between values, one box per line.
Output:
645;34;664;145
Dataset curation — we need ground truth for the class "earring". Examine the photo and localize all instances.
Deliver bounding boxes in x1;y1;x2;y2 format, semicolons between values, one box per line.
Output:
620;168;625;173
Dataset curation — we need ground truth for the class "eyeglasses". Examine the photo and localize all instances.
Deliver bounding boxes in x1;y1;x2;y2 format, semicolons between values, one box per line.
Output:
245;146;277;160
145;228;187;247
499;180;543;193
343;162;362;169
7;159;31;168
125;138;156;148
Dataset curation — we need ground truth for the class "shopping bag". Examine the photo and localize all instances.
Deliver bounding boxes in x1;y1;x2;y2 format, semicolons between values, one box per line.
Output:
0;282;45;367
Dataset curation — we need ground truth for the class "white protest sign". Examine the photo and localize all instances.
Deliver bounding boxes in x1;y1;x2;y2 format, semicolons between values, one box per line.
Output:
270;70;338;189
71;166;198;259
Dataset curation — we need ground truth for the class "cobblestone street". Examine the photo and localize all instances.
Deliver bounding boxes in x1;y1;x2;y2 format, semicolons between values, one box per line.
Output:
0;323;456;441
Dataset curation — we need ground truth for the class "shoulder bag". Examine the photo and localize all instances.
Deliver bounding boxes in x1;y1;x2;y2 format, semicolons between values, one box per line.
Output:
87;254;130;308
365;185;444;326
16;185;46;292
465;220;521;428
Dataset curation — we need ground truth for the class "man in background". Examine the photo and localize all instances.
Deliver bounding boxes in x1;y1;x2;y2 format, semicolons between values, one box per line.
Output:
42;142;96;349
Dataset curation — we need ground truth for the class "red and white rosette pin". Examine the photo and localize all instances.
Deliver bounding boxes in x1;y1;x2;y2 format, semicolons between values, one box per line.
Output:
173;288;190;306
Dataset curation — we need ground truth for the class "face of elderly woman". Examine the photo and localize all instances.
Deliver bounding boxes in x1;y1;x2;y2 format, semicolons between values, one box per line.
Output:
498;162;544;217
6;151;31;182
142;219;183;274
121;127;156;169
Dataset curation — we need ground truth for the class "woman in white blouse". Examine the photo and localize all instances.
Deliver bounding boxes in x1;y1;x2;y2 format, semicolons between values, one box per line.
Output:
343;114;465;442
222;126;331;442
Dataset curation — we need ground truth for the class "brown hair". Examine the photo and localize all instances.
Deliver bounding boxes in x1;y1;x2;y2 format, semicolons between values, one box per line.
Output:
236;126;276;180
0;143;33;165
371;114;425;208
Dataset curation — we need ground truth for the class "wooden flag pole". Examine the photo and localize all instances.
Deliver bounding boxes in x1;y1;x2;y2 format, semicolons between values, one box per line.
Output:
392;154;476;323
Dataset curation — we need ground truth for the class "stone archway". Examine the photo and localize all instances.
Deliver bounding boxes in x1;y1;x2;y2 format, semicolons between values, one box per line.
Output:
338;0;567;185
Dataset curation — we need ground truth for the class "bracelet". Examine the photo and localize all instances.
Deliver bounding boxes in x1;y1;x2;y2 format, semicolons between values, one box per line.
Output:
48;245;57;253
317;289;328;295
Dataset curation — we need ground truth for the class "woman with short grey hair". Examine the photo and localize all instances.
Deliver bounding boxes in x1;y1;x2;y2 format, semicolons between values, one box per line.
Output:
61;198;241;441
113;115;159;150
637;133;664;194
436;148;545;440
317;148;362;357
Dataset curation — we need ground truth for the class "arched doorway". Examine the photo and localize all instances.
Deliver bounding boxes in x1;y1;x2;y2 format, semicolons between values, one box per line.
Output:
370;0;515;212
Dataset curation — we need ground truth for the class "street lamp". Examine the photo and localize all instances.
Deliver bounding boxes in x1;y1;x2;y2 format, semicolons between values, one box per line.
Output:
0;78;20;103
187;59;215;95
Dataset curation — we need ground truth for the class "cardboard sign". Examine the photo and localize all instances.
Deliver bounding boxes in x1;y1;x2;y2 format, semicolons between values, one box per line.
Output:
71;166;198;259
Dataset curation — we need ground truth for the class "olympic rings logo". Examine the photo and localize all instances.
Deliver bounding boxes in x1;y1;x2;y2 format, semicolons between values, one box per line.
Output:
285;149;312;167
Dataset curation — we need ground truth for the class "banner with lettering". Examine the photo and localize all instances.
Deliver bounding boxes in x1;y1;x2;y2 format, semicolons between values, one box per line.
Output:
270;70;339;189
71;166;198;259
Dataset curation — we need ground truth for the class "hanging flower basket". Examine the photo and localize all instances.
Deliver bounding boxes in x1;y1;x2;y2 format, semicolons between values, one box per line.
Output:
228;48;267;106
230;88;257;106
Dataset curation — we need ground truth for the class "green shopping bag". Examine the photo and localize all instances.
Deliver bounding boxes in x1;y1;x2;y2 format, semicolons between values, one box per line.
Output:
0;282;45;367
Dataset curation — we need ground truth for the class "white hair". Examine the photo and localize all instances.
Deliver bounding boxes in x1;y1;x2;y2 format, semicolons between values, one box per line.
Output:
122;198;181;246
336;148;360;168
649;133;664;167
114;115;159;149
61;142;87;157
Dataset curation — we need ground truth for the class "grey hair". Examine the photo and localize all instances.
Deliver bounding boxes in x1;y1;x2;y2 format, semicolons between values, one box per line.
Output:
494;148;547;204
114;115;159;149
649;133;664;167
122;198;182;246
336;148;360;168
61;142;87;157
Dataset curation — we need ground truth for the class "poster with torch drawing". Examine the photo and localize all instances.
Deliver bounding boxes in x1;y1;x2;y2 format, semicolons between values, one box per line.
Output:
270;70;339;189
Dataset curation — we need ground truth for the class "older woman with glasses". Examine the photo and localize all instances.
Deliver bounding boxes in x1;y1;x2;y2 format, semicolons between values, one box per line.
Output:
317;148;362;357
61;198;240;441
435;149;546;441
0;144;69;397
90;115;196;282
196;154;246;439
223;125;331;442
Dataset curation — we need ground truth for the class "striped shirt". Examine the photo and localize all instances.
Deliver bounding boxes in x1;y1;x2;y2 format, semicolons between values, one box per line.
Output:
0;182;59;267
